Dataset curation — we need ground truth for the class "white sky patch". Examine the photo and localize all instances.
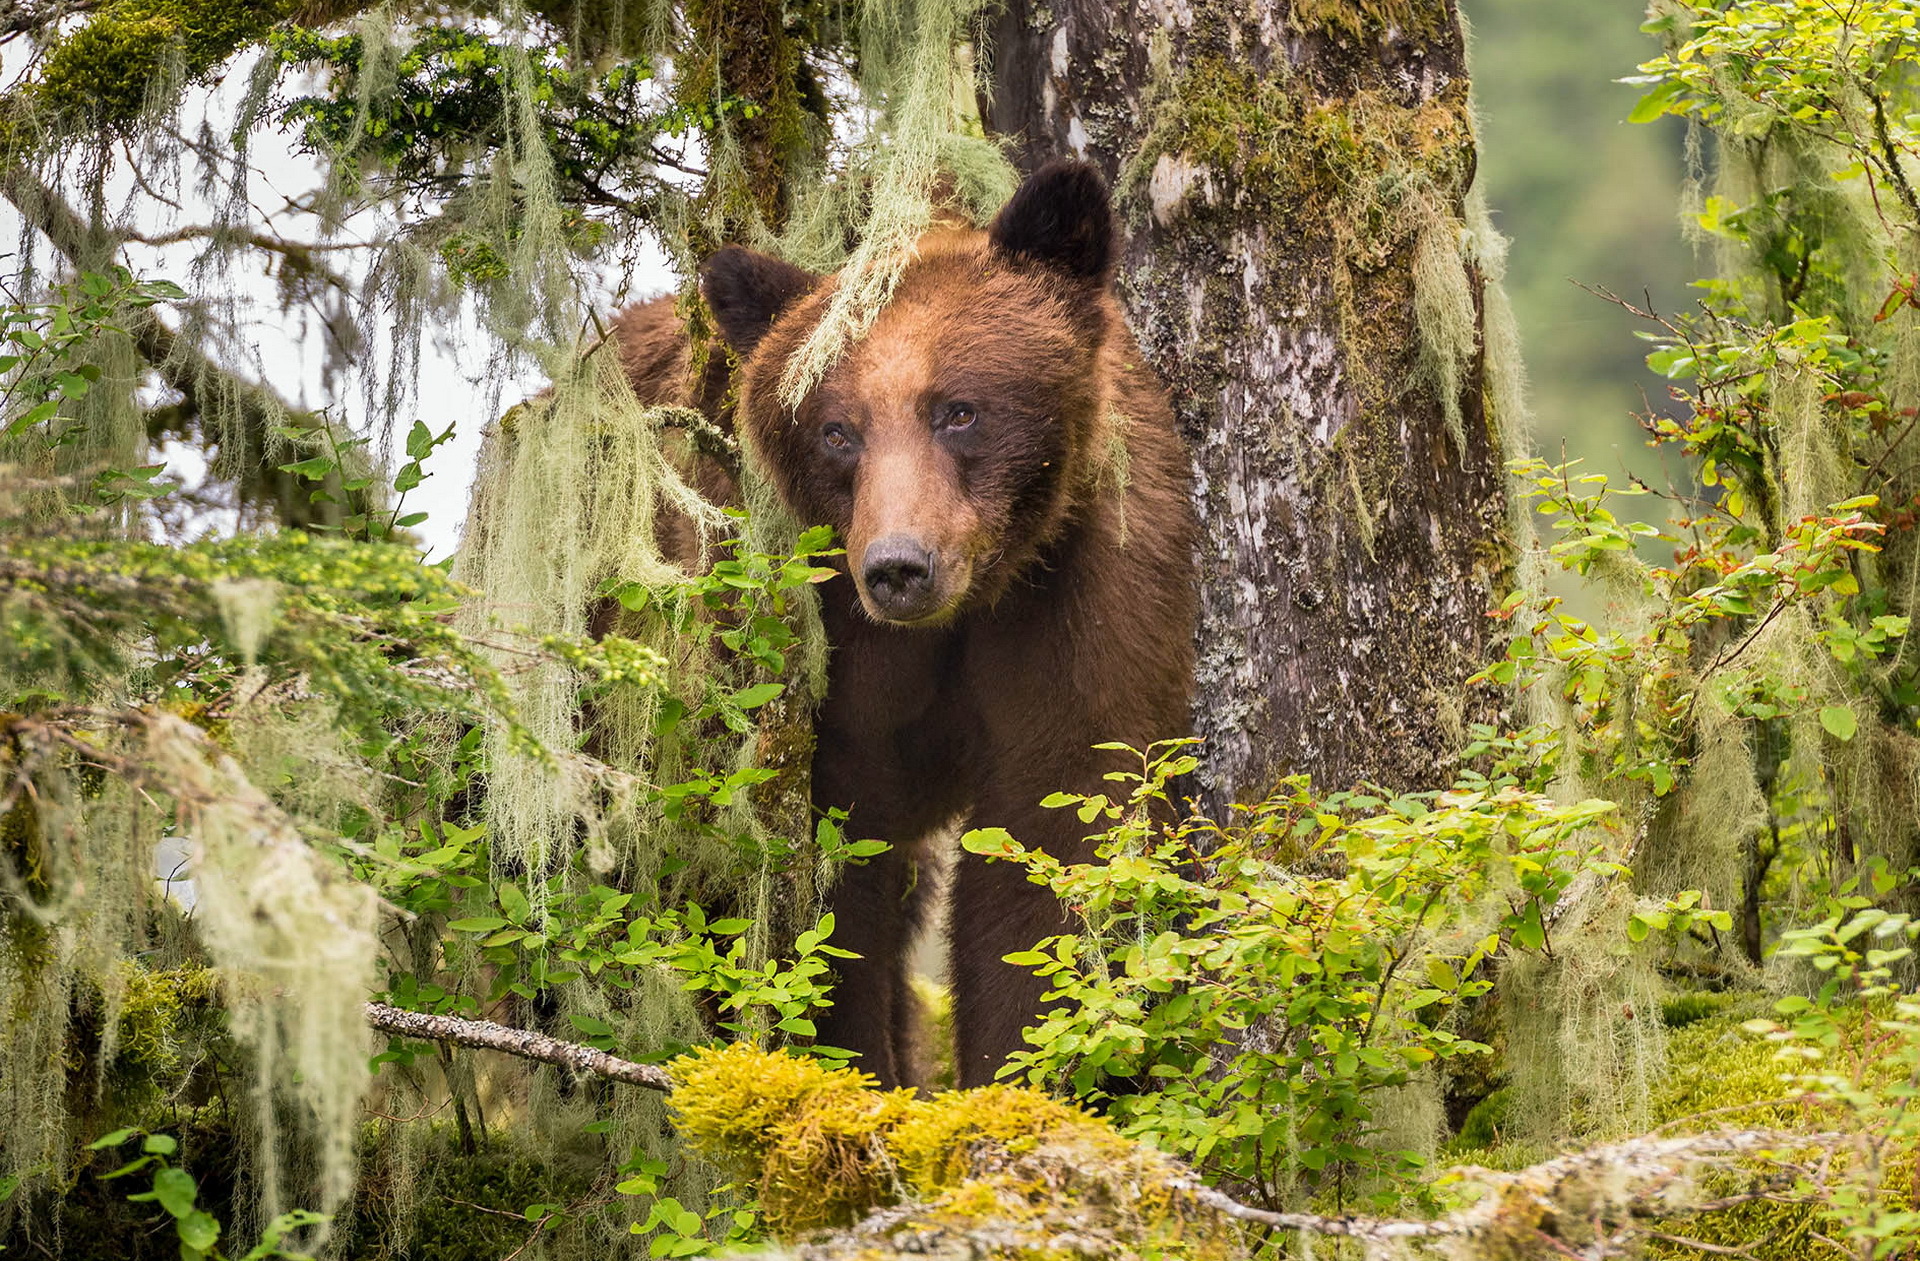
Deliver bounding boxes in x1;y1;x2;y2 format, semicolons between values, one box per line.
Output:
3;39;677;560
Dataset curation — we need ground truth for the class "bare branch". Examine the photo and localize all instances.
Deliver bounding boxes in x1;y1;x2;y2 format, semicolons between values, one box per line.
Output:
363;1002;676;1093
0;0;97;41
1169;1130;1842;1248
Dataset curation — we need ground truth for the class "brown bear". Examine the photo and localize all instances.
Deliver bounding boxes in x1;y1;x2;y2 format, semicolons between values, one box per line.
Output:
614;161;1195;1088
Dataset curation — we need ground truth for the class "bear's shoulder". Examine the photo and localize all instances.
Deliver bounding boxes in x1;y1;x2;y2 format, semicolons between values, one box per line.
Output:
608;296;691;406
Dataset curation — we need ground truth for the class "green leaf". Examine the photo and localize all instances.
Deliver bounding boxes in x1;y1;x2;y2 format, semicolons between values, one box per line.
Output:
143;1134;179;1155
447;916;509;933
731;682;783;709
89;1128;140;1150
239;1211;327;1261
1512;903;1547;952
151;1166;198;1218
498;882;532;925
176;1208;220;1252
4;398;59;436
278;456;336;479
960;828;1016;856
1820;706;1859;741
1627;79;1686;124
405;419;436;460
1645;346;1695;378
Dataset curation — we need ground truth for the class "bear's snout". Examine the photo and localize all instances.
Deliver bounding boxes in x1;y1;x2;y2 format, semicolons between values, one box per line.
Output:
861;534;943;622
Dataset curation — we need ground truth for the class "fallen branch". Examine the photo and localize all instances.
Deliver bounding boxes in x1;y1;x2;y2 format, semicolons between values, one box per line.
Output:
1174;1128;1838;1254
364;1002;675;1093
358;1005;1842;1256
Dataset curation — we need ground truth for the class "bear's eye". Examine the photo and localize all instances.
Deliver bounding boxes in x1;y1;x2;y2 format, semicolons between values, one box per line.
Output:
938;402;977;431
822;422;860;454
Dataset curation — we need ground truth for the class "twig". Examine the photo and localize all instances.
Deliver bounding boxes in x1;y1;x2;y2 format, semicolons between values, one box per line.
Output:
1645;1231;1756;1256
363;1002;675;1093
1871;91;1920;228
1857;405;1920;491
1164;1175;1456;1241
444;1195;539;1222
0;0;97;40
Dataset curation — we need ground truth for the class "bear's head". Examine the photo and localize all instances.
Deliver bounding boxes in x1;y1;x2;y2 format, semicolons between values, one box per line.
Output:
701;160;1119;627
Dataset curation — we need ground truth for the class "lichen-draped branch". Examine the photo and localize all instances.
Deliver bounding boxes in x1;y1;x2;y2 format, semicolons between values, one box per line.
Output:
1171;1129;1844;1247
364;1002;675;1092
343;1021;1851;1257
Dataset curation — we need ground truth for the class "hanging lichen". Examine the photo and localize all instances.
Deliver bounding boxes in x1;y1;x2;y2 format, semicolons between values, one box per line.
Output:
141;712;378;1217
773;0;1015;405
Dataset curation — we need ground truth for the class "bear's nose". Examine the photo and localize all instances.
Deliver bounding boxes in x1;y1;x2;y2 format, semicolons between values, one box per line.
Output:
862;535;938;619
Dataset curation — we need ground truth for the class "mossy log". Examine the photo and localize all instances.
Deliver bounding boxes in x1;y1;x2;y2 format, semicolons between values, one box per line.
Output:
366;1019;1871;1261
981;0;1517;801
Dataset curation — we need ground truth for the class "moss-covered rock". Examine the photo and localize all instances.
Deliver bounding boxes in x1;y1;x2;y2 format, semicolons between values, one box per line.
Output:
669;1042;1245;1258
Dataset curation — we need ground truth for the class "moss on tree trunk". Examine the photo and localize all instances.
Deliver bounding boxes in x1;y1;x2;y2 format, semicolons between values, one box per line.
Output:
982;0;1518;800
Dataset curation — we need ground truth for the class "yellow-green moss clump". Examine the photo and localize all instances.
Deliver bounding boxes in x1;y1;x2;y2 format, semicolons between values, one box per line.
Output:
25;0;296;132
669;1043;1245;1258
670;1042;918;1235
1287;0;1452;42
112;959;220;1078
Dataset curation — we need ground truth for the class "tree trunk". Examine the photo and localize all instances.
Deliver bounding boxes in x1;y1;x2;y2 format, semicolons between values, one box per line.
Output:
681;0;825;245
981;0;1518;803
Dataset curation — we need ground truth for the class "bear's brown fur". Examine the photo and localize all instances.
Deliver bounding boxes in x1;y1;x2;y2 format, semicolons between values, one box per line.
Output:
616;162;1195;1088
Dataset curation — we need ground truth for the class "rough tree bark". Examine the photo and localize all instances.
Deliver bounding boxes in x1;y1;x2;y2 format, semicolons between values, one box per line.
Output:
982;0;1516;802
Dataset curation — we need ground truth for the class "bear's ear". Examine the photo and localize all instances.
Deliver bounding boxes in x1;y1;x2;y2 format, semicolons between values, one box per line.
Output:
700;247;819;358
988;159;1115;284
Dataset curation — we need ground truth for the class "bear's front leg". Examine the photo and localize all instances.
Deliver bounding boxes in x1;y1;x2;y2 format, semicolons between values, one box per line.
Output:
811;842;924;1088
948;752;1120;1087
805;720;958;1089
948;832;1069;1086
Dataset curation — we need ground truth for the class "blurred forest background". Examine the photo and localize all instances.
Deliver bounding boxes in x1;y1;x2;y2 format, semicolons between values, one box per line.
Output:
1469;0;1693;501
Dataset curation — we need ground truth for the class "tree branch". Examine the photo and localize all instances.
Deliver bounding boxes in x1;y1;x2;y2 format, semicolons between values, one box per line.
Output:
0;0;97;41
347;998;1843;1255
363;1002;676;1093
1165;1129;1841;1247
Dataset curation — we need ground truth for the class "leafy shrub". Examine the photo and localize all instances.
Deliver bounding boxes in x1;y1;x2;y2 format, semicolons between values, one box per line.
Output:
966;742;1621;1214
